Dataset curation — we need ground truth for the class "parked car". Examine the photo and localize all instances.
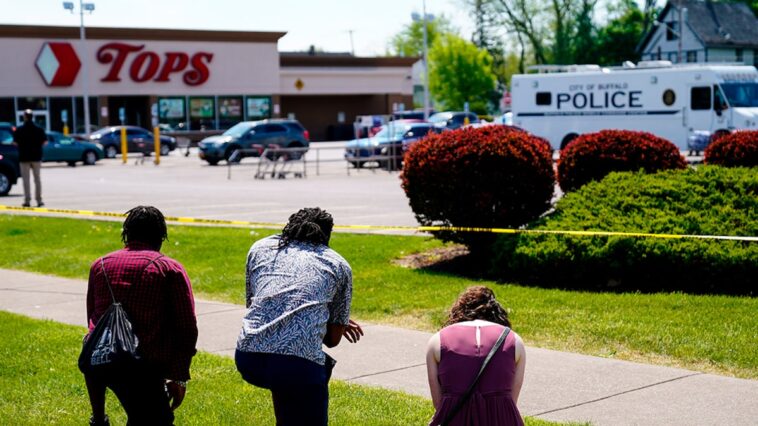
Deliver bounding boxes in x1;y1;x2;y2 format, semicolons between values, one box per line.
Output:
429;111;480;130
0;128;19;196
198;119;310;165
88;126;177;158
345;122;439;169
44;131;104;166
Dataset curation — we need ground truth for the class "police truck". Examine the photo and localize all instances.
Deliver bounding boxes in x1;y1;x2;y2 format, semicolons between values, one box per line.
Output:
510;61;758;151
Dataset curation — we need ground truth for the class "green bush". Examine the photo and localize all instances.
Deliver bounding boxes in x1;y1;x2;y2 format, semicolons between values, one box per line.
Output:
401;125;554;252
491;166;758;295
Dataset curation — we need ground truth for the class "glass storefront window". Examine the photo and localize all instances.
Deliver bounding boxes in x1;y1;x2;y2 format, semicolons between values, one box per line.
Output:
158;97;186;131
73;97;99;133
0;98;14;123
49;97;74;133
218;96;243;129
246;96;271;120
18;97;47;111
189;97;215;130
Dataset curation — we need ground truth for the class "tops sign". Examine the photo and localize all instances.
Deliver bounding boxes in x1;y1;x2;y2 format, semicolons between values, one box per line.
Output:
35;41;214;87
97;43;213;86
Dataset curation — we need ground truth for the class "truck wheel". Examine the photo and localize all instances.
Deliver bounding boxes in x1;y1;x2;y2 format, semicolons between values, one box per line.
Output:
0;170;11;196
560;133;579;150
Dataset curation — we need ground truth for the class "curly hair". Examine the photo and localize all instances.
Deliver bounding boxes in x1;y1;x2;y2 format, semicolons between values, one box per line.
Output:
121;205;168;250
444;286;511;328
278;207;334;248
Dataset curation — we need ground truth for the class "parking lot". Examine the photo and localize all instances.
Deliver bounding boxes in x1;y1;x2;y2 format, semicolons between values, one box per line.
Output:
3;142;420;229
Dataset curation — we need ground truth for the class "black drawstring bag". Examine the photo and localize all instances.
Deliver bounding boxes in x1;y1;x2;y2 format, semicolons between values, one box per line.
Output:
78;256;160;376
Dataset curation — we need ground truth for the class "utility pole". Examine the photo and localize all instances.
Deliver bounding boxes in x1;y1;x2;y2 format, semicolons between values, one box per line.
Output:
422;0;430;120
347;29;355;56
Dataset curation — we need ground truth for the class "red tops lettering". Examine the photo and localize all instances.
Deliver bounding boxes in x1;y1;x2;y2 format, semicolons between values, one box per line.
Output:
96;42;213;86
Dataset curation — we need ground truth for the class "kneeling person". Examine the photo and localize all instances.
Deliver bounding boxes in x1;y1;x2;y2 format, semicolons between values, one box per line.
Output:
235;207;363;426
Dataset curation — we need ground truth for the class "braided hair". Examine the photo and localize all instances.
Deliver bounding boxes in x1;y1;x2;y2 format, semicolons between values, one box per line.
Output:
278;207;333;248
444;286;511;328
121;205;168;250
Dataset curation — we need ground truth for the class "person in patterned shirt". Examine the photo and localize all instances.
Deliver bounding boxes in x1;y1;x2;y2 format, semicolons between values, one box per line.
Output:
84;206;198;426
236;207;363;426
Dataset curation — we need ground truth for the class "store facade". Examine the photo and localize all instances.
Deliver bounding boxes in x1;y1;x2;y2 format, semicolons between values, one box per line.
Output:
0;25;415;141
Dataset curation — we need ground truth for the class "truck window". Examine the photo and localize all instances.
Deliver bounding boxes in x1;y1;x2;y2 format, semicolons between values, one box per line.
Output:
536;92;552;106
691;87;711;110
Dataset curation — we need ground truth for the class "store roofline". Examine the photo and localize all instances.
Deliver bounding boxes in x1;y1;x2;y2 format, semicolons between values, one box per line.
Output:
280;55;419;68
0;25;286;43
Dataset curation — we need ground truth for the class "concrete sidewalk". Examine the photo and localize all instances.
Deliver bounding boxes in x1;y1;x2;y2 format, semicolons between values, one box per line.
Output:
1;268;756;425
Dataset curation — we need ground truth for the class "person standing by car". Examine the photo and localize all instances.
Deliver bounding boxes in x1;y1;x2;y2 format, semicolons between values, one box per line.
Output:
235;207;363;426
84;206;198;425
12;110;46;207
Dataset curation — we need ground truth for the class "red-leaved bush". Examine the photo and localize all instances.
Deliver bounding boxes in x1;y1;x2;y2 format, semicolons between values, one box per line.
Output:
557;130;687;192
704;130;758;167
401;125;555;250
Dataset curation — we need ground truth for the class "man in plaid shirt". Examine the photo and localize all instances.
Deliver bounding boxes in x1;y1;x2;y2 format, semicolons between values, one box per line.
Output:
84;206;198;426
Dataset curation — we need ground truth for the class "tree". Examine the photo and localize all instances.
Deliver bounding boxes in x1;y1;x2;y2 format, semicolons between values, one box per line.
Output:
428;34;497;114
387;15;456;57
594;0;646;65
572;0;599;64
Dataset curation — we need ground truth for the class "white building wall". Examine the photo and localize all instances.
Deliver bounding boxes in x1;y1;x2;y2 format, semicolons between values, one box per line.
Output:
279;67;413;95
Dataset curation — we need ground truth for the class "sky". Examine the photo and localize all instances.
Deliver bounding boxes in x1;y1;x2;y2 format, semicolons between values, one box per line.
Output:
2;0;475;56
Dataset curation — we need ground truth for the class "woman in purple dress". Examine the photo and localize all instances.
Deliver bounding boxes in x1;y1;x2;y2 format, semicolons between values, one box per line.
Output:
426;286;526;426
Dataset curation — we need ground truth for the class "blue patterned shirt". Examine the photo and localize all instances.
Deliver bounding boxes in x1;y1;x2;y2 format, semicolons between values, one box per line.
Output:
236;235;352;365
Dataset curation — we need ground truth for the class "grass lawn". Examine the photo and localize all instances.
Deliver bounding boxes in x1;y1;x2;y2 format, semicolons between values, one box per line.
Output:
1;214;757;379
0;311;568;425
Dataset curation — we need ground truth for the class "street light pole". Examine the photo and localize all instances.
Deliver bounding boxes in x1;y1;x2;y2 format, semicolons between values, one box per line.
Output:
678;0;683;63
65;1;94;136
422;0;431;120
79;0;92;137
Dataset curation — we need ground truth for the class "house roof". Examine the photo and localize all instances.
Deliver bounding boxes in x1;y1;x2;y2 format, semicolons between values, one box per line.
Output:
639;0;758;51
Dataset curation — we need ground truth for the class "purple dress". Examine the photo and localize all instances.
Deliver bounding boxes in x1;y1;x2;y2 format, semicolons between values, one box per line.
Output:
429;323;524;426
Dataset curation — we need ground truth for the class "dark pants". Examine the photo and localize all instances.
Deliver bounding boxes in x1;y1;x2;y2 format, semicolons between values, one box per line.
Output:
102;363;174;426
235;350;335;426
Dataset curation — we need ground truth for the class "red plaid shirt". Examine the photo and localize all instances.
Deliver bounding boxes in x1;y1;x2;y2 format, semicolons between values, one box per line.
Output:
86;243;198;381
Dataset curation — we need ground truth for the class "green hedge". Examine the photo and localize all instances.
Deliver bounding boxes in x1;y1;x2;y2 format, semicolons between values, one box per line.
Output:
491;166;758;295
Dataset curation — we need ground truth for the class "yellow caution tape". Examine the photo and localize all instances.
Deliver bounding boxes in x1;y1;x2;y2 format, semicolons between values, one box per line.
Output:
1;205;756;242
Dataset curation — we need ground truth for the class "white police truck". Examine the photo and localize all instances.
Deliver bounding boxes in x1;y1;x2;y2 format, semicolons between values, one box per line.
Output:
511;61;758;151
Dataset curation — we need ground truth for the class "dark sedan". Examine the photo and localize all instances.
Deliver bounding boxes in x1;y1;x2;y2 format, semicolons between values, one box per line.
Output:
429;111;480;130
44;131;104;166
88;126;177;158
345;122;439;169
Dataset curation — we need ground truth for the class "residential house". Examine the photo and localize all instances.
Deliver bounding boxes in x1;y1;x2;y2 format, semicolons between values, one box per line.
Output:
638;0;758;66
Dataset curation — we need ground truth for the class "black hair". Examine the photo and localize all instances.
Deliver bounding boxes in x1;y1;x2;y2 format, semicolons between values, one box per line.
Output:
121;205;168;250
278;207;333;248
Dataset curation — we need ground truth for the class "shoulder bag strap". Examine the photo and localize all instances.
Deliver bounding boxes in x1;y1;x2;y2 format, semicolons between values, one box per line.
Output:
99;254;165;304
99;257;117;304
439;326;511;426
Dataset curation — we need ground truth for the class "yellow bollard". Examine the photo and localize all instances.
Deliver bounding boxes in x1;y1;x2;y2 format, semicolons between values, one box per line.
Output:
63;124;69;136
154;126;161;165
121;127;127;164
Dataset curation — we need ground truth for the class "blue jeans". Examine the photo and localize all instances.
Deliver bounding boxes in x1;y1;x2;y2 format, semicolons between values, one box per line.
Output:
235;350;334;426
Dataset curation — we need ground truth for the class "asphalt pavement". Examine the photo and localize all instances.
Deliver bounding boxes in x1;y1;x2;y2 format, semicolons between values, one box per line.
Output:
2;268;756;426
3;143;420;229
